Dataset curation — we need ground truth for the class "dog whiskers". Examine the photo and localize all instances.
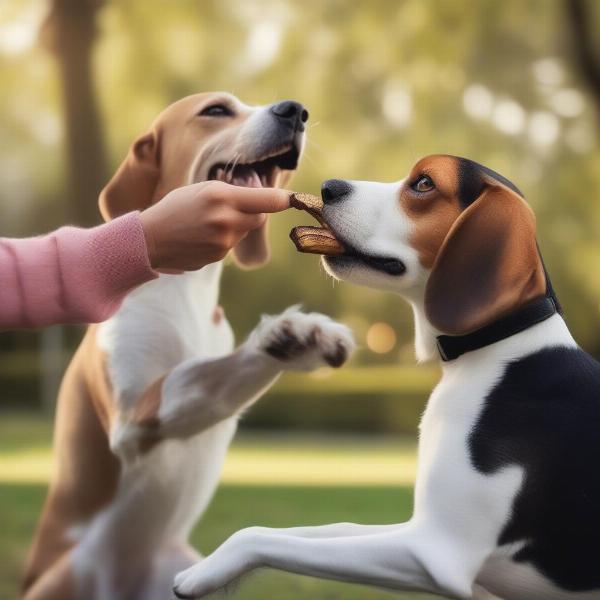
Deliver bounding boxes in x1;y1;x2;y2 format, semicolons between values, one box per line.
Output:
223;153;239;183
305;137;328;157
230;153;242;180
300;149;318;169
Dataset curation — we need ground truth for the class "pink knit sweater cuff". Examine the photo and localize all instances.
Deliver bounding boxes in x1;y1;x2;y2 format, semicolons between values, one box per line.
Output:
59;211;159;323
0;212;158;329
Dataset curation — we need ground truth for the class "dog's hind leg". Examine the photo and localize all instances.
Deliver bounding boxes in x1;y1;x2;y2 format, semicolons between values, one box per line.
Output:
22;553;75;600
472;584;504;600
173;522;486;599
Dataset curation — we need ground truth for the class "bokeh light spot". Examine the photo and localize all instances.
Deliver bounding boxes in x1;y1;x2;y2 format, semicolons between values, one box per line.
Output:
462;84;494;120
366;322;397;354
492;99;526;136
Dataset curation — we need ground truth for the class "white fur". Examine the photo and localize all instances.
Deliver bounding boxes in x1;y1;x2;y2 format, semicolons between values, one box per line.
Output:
173;180;589;600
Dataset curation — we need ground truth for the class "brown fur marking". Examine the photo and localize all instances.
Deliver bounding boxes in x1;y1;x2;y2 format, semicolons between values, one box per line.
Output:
132;375;165;426
401;155;463;268
23;328;121;594
23;552;75;600
212;305;224;326
424;186;546;334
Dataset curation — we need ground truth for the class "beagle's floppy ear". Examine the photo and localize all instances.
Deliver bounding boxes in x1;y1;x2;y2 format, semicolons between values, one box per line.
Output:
425;185;546;335
231;221;270;268
99;130;161;221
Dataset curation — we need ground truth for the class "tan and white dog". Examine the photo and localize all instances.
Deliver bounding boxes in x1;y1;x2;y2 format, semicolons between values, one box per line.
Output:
22;93;354;600
174;156;600;600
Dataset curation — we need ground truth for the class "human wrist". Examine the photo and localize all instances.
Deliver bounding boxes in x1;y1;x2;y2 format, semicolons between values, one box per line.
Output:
139;209;160;269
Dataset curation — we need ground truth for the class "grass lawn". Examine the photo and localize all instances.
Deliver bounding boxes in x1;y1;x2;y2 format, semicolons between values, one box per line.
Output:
0;413;444;600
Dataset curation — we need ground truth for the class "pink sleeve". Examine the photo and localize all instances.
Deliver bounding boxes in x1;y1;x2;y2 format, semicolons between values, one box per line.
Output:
0;212;158;330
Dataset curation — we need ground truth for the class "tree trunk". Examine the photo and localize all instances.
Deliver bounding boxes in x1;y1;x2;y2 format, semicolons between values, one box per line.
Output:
564;0;600;119
40;0;108;226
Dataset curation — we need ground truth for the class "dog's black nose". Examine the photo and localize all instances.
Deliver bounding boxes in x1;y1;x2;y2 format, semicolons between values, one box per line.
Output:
271;100;309;131
321;179;353;204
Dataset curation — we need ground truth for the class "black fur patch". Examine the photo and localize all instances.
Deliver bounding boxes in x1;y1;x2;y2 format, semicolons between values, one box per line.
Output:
469;346;600;592
457;157;523;208
324;339;348;368
264;320;308;360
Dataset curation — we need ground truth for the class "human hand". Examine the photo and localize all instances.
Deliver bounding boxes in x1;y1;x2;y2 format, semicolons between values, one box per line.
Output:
139;181;291;272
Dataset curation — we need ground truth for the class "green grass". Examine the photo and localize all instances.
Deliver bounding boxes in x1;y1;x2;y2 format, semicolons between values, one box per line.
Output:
0;414;444;599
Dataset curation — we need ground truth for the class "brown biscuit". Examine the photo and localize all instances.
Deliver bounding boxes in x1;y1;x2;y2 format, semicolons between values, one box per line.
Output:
290;226;345;255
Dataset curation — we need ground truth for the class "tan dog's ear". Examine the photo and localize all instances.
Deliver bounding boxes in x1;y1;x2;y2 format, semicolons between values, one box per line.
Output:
231;170;294;269
425;185;546;335
99;131;160;221
232;221;270;268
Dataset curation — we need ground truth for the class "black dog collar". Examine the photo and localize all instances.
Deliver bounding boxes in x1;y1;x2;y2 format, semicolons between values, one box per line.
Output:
436;294;560;362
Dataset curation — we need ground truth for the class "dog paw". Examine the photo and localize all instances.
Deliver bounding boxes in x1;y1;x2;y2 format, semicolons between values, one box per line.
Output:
251;305;355;371
172;531;255;598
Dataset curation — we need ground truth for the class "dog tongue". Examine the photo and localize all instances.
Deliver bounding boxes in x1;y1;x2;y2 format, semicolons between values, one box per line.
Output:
232;166;262;188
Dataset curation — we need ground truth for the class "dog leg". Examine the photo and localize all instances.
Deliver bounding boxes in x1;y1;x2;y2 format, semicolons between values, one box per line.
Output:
472;584;506;600
112;306;354;456
22;552;75;600
246;522;401;538
173;523;482;599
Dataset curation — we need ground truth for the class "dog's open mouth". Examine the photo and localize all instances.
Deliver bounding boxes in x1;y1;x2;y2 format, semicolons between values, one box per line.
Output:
290;193;406;276
208;146;299;188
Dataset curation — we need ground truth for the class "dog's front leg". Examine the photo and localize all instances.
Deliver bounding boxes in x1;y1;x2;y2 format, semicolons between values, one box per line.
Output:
173;523;478;599
114;306;354;454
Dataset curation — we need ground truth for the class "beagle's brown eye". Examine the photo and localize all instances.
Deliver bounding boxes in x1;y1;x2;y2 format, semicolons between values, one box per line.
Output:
411;174;435;193
199;104;234;117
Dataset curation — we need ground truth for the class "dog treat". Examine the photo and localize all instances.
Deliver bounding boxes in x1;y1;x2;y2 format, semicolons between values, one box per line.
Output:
289;192;345;255
290;192;325;222
290;226;345;255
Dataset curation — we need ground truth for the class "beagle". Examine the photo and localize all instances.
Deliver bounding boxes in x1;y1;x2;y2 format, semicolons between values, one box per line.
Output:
173;155;600;600
21;93;354;600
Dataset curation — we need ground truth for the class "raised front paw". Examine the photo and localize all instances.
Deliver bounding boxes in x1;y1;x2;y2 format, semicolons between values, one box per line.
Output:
252;305;355;371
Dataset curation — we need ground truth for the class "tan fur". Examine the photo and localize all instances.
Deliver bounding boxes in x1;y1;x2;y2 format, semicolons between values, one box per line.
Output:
100;94;253;219
397;155;546;335
23;553;75;600
131;376;166;454
100;92;272;268
212;305;224;326
402;155;463;268
23;329;120;595
132;376;165;426
424;186;546;334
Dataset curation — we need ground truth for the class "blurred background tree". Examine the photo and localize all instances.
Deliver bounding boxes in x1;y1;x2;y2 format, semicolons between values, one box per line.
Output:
40;0;108;226
1;0;600;422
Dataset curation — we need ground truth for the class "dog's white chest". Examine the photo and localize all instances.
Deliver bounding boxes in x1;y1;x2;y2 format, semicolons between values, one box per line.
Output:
414;357;524;539
93;266;237;540
99;266;233;406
